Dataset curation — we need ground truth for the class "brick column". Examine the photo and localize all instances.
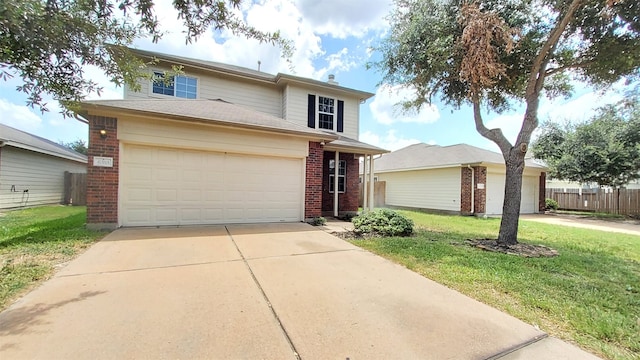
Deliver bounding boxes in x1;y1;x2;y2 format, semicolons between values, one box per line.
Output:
473;166;487;214
460;167;472;213
539;172;547;212
305;142;323;219
341;154;359;213
87;115;119;230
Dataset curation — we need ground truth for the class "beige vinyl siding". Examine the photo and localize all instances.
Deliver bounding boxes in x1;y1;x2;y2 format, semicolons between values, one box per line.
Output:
284;85;360;139
124;66;282;117
0;147;86;209
378;168;461;211
118;116;309;159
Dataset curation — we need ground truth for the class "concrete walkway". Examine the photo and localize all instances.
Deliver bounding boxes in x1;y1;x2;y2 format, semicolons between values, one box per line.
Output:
520;213;640;236
0;224;600;359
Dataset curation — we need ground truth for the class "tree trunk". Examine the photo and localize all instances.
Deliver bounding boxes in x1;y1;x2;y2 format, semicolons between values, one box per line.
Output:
497;149;526;246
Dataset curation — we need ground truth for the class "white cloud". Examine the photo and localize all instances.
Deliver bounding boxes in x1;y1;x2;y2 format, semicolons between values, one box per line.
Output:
369;84;440;125
360;129;422;151
0;99;43;132
295;0;391;38
538;90;623;124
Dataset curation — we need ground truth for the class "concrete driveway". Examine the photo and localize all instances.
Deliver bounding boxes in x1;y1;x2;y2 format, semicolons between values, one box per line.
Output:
0;223;599;359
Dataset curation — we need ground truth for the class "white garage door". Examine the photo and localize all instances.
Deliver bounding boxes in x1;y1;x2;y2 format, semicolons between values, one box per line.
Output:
120;144;303;226
486;173;538;215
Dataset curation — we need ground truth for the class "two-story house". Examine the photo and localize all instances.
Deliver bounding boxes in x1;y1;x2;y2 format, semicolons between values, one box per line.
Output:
77;48;387;229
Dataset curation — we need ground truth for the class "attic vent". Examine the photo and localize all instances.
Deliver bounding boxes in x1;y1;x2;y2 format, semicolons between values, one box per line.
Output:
328;74;339;85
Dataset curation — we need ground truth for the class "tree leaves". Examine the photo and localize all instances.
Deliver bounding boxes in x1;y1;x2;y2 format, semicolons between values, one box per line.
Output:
533;100;640;188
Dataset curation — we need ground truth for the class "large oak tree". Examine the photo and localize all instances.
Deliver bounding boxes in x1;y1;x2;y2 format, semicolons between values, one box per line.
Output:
0;0;289;115
376;0;640;245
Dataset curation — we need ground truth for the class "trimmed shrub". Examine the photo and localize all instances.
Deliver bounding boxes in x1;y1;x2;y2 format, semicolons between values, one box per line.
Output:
545;198;559;211
308;217;327;226
352;209;414;236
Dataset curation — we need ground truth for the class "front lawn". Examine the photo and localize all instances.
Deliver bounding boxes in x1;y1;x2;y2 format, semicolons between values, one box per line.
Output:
351;211;639;360
0;206;106;311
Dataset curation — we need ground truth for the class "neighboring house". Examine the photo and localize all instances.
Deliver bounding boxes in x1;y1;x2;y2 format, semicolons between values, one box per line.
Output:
546;178;640;190
0;124;87;209
373;143;547;216
77;48;387;229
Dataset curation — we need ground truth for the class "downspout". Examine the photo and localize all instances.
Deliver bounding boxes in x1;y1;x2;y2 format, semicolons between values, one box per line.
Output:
467;165;475;214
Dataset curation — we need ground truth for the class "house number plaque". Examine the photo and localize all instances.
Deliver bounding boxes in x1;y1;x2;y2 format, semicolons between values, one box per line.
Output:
93;156;113;167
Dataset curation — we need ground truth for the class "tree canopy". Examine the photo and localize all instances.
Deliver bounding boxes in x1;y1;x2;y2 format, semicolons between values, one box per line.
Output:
376;0;640;245
0;0;290;115
533;101;640;188
59;139;88;155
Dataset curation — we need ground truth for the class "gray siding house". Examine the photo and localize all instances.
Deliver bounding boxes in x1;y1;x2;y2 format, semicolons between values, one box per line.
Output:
0;124;87;209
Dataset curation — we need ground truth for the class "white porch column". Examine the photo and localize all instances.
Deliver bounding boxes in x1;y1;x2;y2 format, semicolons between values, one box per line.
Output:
368;154;375;211
334;151;340;217
362;155;368;211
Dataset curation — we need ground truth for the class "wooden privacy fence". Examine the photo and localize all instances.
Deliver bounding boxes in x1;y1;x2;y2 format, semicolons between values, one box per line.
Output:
359;181;386;208
546;188;640;215
64;171;87;206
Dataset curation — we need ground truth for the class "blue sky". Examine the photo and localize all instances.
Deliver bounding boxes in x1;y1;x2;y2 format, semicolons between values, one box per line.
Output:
0;0;625;152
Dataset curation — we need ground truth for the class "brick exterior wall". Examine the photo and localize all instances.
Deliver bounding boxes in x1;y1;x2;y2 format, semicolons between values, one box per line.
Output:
87;115;119;229
460;167;473;213
473;166;487;214
305;142;324;219
322;151;359;216
539;172;546;212
460;166;487;214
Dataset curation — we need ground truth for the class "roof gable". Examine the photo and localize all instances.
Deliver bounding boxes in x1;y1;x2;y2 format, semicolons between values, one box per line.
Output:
0;123;87;163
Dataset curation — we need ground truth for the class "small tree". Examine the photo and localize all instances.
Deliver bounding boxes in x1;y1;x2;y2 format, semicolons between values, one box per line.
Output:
533;101;640;189
59;139;88;155
1;0;290;116
375;0;640;245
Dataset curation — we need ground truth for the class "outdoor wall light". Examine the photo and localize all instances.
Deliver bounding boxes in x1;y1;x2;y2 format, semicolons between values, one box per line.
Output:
99;129;107;139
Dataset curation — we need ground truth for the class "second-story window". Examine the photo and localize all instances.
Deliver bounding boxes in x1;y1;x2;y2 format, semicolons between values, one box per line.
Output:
307;94;344;133
153;72;198;99
318;96;335;130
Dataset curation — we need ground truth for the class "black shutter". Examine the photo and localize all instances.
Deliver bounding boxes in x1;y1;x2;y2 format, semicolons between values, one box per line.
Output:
337;100;344;133
308;94;316;128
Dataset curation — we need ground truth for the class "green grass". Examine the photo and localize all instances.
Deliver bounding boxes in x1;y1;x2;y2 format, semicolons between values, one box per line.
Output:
0;206;106;311
351;210;640;360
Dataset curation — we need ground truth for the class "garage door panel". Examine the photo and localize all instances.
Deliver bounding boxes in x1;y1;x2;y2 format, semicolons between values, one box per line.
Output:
487;173;538;215
121;145;303;226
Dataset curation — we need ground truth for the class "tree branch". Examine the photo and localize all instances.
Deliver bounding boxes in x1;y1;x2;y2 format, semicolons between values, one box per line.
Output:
526;0;584;97
472;93;512;155
545;60;595;77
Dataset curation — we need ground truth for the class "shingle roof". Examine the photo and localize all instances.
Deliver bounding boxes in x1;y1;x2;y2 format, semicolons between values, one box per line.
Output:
81;99;339;141
131;48;375;100
374;143;546;172
0;123;87;163
323;134;389;155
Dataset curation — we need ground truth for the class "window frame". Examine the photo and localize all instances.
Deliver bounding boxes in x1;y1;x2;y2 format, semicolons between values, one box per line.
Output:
151;70;199;99
329;159;346;193
317;95;336;131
